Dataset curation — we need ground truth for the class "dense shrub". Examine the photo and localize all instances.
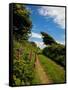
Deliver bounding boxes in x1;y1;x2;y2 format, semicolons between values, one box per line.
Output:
42;44;66;68
12;40;35;86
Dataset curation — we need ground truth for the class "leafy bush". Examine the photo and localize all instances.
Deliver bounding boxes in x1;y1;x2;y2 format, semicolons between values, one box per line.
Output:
12;40;35;86
42;44;66;67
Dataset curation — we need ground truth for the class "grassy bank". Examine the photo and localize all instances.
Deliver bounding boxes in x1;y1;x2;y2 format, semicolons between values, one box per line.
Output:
39;54;65;84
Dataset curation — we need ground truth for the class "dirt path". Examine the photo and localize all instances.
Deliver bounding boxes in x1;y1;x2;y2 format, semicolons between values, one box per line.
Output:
35;54;52;84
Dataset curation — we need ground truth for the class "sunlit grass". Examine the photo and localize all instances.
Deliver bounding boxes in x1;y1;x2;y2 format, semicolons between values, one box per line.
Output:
39;54;65;83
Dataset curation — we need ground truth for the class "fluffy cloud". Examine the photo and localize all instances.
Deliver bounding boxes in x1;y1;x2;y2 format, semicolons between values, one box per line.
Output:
57;34;65;45
29;32;46;49
31;32;42;38
38;6;65;29
34;41;46;49
56;40;65;45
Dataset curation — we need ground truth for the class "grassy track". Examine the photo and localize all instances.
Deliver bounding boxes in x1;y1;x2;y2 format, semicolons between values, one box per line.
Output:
34;55;52;84
13;39;65;85
38;54;65;83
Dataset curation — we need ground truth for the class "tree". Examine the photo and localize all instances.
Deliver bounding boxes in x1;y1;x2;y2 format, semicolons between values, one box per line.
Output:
41;32;56;45
41;32;65;68
13;3;32;40
42;44;65;67
30;42;37;47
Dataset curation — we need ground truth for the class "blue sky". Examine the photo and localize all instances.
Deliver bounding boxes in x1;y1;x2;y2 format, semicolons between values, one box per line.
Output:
26;5;65;49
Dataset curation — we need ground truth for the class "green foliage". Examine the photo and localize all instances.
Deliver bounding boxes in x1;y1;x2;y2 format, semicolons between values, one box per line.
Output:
42;44;66;67
41;32;56;45
39;55;65;83
12;3;66;85
13;3;32;40
12;38;40;86
12;39;36;86
30;41;37;47
15;78;21;86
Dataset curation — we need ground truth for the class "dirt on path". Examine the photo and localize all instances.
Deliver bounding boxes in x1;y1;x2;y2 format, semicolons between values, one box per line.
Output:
35;54;52;84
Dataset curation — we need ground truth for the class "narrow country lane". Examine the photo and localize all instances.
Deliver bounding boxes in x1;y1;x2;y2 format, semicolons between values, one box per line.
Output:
35;54;52;84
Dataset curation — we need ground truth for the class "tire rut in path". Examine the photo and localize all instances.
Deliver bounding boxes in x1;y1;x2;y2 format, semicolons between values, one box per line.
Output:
35;54;52;84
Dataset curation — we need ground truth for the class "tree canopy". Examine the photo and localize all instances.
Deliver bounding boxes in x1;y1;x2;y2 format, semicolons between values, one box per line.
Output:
42;44;65;67
13;3;32;40
30;41;37;47
41;32;56;45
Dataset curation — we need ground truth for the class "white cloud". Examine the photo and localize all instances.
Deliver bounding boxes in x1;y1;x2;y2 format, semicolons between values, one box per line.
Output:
38;6;65;29
29;32;46;49
31;32;42;38
56;40;65;45
56;34;65;45
34;41;46;49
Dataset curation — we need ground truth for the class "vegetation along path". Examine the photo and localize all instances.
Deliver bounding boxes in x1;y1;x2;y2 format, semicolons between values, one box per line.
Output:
34;54;52;84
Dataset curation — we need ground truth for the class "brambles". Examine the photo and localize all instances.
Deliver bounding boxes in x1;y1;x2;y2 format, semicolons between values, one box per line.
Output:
13;39;37;86
13;51;35;86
